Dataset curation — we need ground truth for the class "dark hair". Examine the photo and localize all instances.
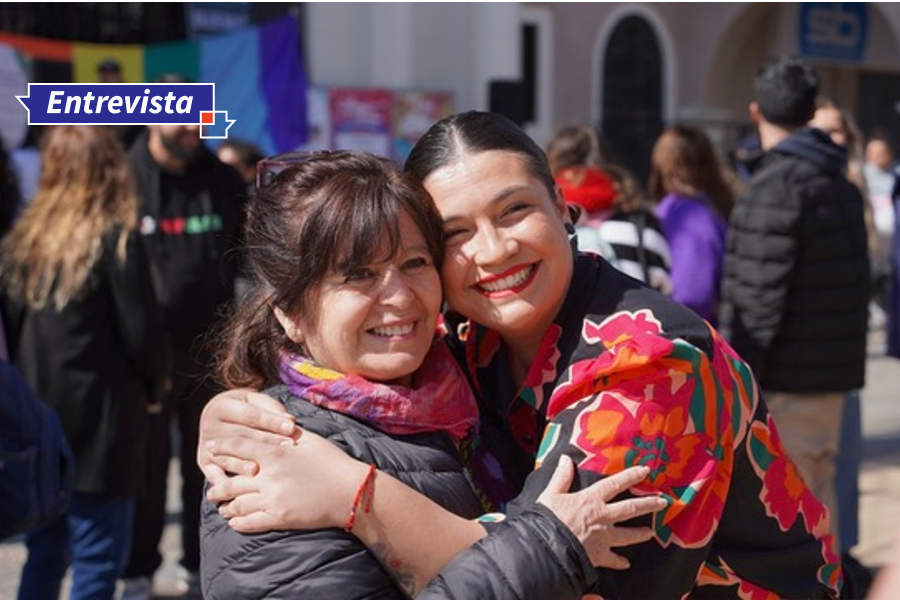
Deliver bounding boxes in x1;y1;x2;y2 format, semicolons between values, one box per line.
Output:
97;59;120;73
867;130;895;152
648;124;735;219
545;124;614;173
216;150;443;388
405;111;556;197
754;55;819;127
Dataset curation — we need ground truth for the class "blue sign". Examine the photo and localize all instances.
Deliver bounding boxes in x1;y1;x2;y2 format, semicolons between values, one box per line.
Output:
17;83;235;139
799;3;868;61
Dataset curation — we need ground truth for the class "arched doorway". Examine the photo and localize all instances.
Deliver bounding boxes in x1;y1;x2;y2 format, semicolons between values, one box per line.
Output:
600;15;663;182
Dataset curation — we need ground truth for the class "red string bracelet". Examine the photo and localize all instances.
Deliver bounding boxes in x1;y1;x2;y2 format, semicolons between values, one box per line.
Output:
344;464;376;533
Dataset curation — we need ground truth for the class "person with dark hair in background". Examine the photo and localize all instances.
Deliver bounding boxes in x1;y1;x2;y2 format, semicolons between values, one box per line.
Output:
721;56;870;565
0;125;169;600
119;74;246;599
97;58;122;83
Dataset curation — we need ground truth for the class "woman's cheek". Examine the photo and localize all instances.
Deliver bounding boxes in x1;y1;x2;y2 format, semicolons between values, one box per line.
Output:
440;252;469;306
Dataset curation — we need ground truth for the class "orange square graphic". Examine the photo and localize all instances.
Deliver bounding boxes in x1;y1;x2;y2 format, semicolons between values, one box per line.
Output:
201;112;214;124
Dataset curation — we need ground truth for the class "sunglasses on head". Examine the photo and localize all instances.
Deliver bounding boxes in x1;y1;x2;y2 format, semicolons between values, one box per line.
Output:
255;150;337;189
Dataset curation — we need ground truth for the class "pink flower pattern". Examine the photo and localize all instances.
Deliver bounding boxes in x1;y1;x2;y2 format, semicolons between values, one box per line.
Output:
458;257;842;597
514;307;838;594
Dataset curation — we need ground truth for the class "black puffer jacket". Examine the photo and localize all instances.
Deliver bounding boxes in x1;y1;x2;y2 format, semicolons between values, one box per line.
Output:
720;127;869;392
201;386;596;599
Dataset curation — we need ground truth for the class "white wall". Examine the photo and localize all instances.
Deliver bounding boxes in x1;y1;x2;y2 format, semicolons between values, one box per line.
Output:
306;3;521;113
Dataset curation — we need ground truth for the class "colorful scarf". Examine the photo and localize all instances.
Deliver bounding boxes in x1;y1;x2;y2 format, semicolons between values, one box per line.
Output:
278;342;479;444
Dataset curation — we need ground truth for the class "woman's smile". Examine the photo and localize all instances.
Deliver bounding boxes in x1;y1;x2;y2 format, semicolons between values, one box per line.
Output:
474;263;539;296
368;321;417;338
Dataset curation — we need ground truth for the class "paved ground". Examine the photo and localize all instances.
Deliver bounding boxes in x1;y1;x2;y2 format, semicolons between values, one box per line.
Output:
853;329;900;573
2;330;899;598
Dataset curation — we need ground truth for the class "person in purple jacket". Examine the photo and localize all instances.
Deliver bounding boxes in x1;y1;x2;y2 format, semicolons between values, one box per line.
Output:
648;124;735;325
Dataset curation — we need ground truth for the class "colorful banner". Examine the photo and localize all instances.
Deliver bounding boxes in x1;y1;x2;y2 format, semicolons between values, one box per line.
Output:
187;16;309;153
1;18;455;159
1;15;308;155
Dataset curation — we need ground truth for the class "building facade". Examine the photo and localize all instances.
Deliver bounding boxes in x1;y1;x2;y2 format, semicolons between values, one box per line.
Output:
301;3;900;176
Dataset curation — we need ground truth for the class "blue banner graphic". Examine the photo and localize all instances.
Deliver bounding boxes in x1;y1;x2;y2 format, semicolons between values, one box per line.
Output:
799;3;867;61
17;83;234;138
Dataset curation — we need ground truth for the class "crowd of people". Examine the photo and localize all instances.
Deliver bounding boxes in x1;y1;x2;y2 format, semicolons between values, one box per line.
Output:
2;54;900;599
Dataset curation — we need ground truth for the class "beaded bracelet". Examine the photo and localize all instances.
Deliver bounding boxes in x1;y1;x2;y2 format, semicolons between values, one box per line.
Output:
344;463;377;533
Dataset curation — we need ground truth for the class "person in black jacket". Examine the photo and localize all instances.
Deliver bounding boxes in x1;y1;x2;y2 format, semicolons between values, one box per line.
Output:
199;150;663;599
720;56;870;557
0;125;170;600
121;74;247;596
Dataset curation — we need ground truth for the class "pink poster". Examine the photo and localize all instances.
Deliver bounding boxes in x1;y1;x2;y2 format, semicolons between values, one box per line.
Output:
329;88;393;157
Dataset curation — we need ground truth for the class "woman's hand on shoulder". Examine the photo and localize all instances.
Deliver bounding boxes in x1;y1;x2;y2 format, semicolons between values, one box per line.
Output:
207;429;368;534
197;388;300;485
537;456;666;569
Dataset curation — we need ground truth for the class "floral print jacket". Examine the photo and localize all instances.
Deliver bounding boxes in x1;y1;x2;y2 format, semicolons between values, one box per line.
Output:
446;253;840;599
